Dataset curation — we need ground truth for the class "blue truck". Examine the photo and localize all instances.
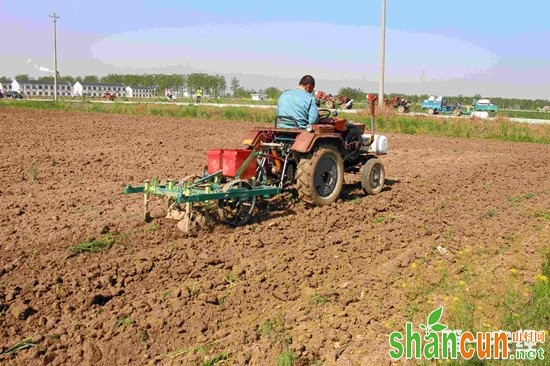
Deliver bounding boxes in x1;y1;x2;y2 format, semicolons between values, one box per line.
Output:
421;96;462;115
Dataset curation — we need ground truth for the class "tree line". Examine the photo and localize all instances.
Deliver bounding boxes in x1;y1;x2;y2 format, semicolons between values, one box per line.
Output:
1;74;547;110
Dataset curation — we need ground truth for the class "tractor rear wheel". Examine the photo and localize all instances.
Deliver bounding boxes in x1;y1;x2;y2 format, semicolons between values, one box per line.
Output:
361;158;385;195
397;105;406;113
296;144;344;206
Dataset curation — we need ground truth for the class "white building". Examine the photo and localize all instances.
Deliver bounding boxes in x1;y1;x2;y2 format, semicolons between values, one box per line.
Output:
251;92;267;101
73;81;126;97
126;85;156;98
0;81;13;93
18;79;73;97
11;79;20;93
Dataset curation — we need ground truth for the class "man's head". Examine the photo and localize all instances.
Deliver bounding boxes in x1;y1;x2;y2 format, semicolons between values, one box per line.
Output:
299;75;315;94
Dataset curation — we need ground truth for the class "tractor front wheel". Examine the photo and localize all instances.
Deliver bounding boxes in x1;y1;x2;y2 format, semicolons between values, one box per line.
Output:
296;144;344;206
361;158;385;195
324;100;335;109
427;108;435;115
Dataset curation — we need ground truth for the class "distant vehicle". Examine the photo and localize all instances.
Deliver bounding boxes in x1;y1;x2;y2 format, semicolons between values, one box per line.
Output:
103;93;116;101
421;96;456;115
385;96;410;113
473;99;498;112
315;91;353;109
421;95;467;116
5;90;23;100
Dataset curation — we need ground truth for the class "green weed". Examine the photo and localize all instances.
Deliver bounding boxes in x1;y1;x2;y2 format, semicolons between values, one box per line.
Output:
534;209;550;220
69;234;115;255
138;329;149;342
276;350;295;366
0;336;36;355
115;315;133;327
309;293;328;305
202;353;229;366
28;162;38;181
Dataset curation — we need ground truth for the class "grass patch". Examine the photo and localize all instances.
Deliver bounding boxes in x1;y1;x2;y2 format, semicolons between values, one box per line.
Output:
309;293;328;305
534;209;550;220
115;315;133;327
68;234;115;255
372;213;397;224
507;192;535;203
224;271;240;286
202;353;229;366
500;110;550;120
2;100;550;144
276;350;295;366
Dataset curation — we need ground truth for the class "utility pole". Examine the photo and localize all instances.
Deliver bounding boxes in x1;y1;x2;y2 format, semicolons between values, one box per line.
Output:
49;12;59;101
378;0;386;107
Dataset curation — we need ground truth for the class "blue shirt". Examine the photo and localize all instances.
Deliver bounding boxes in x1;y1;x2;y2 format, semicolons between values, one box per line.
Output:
276;88;318;128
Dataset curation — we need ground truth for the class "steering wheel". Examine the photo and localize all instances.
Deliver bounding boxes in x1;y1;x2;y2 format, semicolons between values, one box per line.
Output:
318;108;332;119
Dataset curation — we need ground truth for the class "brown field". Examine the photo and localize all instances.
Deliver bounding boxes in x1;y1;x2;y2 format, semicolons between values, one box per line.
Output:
1;107;549;365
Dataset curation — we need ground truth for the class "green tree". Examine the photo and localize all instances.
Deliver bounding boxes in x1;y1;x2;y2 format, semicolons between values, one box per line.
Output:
265;86;282;100
230;77;240;97
83;75;99;83
15;74;30;81
338;87;365;101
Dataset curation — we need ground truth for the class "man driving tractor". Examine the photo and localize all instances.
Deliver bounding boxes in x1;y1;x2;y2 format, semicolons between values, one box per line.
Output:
276;75;319;129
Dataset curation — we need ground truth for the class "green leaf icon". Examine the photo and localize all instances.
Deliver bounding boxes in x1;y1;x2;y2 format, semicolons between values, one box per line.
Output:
431;324;448;332
428;307;443;326
419;324;426;330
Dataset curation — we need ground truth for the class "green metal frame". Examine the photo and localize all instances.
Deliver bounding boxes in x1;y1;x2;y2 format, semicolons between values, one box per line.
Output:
123;152;280;208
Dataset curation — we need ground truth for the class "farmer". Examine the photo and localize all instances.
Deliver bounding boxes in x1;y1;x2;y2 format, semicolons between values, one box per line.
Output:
276;75;318;129
195;88;202;103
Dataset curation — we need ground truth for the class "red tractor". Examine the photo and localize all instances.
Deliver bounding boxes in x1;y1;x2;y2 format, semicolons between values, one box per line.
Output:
124;95;387;231
315;90;353;109
103;93;116;101
384;96;410;113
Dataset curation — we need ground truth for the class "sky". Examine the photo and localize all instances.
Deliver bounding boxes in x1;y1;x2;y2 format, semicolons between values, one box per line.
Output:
1;0;548;99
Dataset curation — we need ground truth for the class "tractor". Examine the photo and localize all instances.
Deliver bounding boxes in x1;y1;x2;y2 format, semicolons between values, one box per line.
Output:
385;96;410;113
315;90;353;109
124;94;388;232
103;93;116;101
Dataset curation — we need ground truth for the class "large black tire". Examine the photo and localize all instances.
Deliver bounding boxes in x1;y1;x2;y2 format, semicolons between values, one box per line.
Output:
296;144;344;206
361;158;385;195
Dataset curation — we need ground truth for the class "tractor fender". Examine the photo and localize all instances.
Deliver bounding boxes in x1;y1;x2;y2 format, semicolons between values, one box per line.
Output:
291;132;344;154
242;129;266;149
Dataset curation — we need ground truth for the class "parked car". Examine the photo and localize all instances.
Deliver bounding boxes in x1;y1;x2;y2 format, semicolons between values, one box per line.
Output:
5;91;23;100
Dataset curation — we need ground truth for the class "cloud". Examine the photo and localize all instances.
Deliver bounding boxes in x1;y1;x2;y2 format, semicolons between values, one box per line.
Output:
90;21;498;83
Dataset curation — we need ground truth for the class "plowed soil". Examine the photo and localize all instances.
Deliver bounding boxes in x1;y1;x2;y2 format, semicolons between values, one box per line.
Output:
1;107;549;365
